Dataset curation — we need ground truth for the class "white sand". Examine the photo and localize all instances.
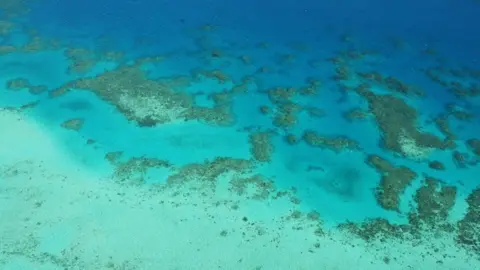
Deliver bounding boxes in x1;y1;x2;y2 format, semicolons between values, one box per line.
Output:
0;109;478;270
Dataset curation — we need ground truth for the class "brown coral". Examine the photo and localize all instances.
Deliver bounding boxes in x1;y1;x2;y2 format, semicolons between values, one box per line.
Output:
367;155;417;212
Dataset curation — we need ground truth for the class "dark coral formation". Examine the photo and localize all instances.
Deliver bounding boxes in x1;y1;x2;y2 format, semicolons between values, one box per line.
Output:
166;157;255;187
456;188;480;254
71;64;194;126
272;102;301;129
49;82;74;98
284;134;298;145
263;87;299;129
428;160;446;171
445;103;476;121
298;78;321;96
433;115;457;149
357;72;424;97
5;77;48;94
105;151;124;164
302;130;361;153
267;87;297;105
452;151;466;167
1;100;39;112
64;47;126;74
6;77;30;90
343;108;369;122
326;51;455;160
338;218;409;242
272;112;297;129
229;174;276;200
249;131;275;162
116;158;171;184
466;139;480;156
354;84;446;156
367;155;417;212
188;89;236;126
409;176;457;228
64;48;100;74
424;67;480;98
260;85;323;129
106;152;257;189
340;176;459;246
61;118;85;131
50;63;238;127
0;18;60;55
18;100;40;110
258;105;271;115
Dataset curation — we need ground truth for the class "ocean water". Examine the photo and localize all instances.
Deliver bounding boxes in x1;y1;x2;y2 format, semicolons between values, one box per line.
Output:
1;0;479;269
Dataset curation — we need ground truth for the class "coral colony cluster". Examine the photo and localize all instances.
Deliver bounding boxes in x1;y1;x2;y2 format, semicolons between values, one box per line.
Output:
0;0;479;269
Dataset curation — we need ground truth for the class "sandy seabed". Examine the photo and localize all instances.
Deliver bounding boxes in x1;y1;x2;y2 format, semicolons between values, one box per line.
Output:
0;109;477;270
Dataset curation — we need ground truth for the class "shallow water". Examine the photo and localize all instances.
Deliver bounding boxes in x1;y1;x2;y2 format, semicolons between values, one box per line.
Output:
1;1;479;269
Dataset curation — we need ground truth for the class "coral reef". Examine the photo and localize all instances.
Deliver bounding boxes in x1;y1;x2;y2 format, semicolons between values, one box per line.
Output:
249;131;275;162
271;100;324;129
456;188;480;254
354;85;446;156
260;87;326;129
166;157;255;188
104;151;172;185
5;78;30;90
397;129;434;161
357;72;424;97
409;176;457;228
64;47;124;74
105;151;124;164
266;87;296;104
466;139;480;156
258;105;270;115
343;108;369;122
424;67;480;98
72;64;193;126
272;111;297;129
445;103;476;121
60;118;85;131
367;155;417;212
433;115;457;148
338;218;409;242
5;77;47;94
452;151;469;168
303;130;361;153
229;174;276;200
428;160;446;170
52;63;238;127
284;134;298;145
298;78;321;96
64;48;99;74
339;176;461;249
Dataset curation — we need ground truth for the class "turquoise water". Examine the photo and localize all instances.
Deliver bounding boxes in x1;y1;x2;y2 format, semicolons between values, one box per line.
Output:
1;0;479;269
